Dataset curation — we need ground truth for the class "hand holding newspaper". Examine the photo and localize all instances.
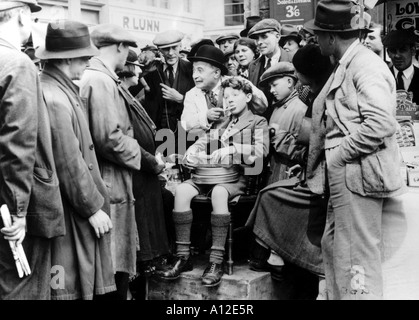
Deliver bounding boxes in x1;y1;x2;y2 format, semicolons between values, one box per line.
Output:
0;205;31;278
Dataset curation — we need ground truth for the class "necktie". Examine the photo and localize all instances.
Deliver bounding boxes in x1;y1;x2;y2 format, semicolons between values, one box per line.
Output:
397;71;405;91
205;90;218;109
166;65;174;87
265;58;272;71
221;117;239;141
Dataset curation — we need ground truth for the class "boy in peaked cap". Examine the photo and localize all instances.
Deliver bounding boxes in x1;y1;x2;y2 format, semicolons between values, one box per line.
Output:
216;33;239;54
259;62;308;184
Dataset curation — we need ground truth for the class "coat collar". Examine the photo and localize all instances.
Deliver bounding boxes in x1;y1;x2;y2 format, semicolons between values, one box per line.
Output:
328;43;363;94
41;64;82;99
220;109;254;141
87;57;120;83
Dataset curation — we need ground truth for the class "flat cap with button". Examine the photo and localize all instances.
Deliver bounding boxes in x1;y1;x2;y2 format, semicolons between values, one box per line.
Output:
248;19;281;39
215;33;239;45
259;61;297;87
153;30;184;49
0;0;41;12
90;24;138;48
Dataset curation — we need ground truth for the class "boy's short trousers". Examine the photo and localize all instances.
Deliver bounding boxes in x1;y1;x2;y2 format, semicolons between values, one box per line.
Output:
184;175;248;200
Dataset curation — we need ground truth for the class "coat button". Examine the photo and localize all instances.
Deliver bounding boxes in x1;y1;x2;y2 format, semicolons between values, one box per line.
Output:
88;164;94;170
89;144;94;150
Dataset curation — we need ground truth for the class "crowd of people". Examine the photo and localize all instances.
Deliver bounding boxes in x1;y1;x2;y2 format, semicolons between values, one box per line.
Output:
0;0;418;301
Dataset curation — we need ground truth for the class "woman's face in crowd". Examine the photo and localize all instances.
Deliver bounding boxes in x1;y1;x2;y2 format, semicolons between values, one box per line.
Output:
223;87;251;118
125;65;142;87
283;39;300;54
235;44;256;67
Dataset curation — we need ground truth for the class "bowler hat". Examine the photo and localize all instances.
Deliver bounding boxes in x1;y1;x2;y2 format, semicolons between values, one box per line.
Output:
188;38;215;59
248;19;281;39
91;24;138;48
259;62;297;87
126;49;143;67
35;20;99;60
240;16;263;37
188;45;228;75
304;0;371;33
215;33;239;45
279;24;302;47
383;29;417;48
292;44;333;78
0;0;41;12
153;30;184;49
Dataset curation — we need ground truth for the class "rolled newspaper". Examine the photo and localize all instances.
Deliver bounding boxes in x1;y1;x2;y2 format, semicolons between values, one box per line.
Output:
0;205;31;278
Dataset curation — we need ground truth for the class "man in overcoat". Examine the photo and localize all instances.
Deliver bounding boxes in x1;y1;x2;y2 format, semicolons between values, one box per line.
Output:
79;24;142;300
305;0;406;300
37;20;116;300
0;0;64;300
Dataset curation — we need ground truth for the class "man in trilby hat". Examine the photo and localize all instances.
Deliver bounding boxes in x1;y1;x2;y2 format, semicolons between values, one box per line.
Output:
304;0;406;300
0;0;65;300
36;19;116;301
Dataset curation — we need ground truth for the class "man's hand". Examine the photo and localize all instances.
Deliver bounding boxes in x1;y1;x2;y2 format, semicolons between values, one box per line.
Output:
89;210;113;239
160;84;184;103
1;216;26;245
207;108;225;122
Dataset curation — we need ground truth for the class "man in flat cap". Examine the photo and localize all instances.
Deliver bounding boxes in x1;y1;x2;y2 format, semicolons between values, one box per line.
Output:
247;18;293;121
215;33;239;54
137;30;194;154
304;0;406;300
79;24;142;300
0;0;65;300
384;29;419;105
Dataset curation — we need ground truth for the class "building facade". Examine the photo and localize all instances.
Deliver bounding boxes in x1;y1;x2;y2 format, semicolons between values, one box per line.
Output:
30;0;383;51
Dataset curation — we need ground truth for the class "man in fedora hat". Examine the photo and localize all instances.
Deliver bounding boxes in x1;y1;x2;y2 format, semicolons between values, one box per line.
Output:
248;18;293;120
36;19;116;300
304;0;406;300
180;45;267;134
0;0;65;300
384;29;419;105
79;24;142;300
215;33;239;54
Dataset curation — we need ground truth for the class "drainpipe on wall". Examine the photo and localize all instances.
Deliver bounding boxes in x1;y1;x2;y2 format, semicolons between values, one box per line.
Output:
68;0;81;21
259;0;270;19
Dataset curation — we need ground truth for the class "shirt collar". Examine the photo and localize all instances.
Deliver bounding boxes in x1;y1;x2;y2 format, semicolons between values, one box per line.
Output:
395;64;415;79
339;39;360;65
265;49;282;68
164;61;179;74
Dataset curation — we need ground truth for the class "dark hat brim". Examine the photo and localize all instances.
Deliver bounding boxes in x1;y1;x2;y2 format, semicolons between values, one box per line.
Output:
0;1;42;12
35;44;100;60
240;29;248;37
259;72;297;88
188;56;228;75
304;19;372;33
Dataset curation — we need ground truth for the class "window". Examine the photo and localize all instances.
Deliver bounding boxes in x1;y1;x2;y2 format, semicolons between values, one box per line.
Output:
160;0;170;9
225;0;244;26
184;0;191;13
146;0;157;6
